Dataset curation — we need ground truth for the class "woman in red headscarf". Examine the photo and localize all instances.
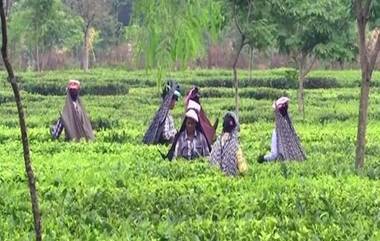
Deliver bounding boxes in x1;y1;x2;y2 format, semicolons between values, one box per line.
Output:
50;80;94;141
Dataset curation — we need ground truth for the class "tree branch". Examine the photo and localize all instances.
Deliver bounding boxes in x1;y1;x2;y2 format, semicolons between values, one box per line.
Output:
246;0;253;26
0;1;42;241
363;0;372;18
303;55;317;78
233;35;247;69
233;0;244;36
369;32;380;72
0;0;14;79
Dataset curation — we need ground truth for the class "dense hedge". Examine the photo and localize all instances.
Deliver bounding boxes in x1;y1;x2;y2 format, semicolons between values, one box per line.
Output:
1;68;380;96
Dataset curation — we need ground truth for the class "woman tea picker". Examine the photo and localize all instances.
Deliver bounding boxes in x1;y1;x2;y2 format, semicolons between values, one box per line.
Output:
143;80;181;145
209;112;248;176
164;87;215;161
184;86;218;144
50;80;95;141
171;105;210;160
258;97;306;163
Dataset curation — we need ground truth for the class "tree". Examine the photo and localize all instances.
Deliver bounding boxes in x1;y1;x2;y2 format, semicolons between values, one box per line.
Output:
354;0;380;168
226;0;276;113
131;0;223;86
63;0;111;71
8;0;82;70
274;0;355;117
0;1;42;240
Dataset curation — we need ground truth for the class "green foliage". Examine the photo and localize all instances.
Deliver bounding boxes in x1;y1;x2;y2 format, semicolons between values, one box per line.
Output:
227;0;277;50
0;68;379;97
274;0;356;63
8;0;82;54
368;0;380;29
132;0;223;70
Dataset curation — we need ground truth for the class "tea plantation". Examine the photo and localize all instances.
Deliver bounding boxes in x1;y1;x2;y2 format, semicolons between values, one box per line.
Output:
0;69;379;240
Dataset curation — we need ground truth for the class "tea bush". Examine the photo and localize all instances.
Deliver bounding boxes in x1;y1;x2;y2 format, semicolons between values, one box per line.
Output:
0;68;379;240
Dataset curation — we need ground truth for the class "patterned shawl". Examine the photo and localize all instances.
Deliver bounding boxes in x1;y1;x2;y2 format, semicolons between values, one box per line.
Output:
275;110;306;161
143;81;179;144
185;87;217;145
61;93;94;141
209;112;240;176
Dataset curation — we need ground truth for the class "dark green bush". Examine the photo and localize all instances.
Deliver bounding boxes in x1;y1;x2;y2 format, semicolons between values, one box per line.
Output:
304;77;340;89
21;83;129;96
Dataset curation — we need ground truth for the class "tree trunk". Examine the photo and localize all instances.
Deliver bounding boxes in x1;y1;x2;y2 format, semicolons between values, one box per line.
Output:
355;13;371;169
297;55;306;118
0;2;42;241
297;53;316;119
355;76;370;169
82;27;90;71
233;36;245;114
249;46;253;81
298;74;305;118
35;44;40;72
5;0;12;18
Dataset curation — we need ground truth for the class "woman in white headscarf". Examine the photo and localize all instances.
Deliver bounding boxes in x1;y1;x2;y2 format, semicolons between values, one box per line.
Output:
172;108;210;160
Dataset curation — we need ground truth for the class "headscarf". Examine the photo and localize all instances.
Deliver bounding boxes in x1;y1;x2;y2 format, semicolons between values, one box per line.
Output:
143;80;180;144
67;79;80;90
61;92;94;141
273;97;306;161
210;112;240;176
185;86;217;145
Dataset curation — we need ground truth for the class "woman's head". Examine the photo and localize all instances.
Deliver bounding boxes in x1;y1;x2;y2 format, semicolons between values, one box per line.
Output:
67;79;80;101
223;113;237;133
278;103;288;116
162;80;181;100
185;109;199;135
273;97;290;117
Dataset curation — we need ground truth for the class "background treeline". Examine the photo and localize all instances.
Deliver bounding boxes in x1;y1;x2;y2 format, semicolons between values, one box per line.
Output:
1;0;367;71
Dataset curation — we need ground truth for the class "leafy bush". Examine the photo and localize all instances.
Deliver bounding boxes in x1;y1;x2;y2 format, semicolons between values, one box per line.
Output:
0;68;379;240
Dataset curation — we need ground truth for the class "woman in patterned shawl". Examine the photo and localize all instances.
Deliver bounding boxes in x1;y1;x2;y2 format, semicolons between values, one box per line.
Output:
209;112;247;176
143;80;181;145
258;97;306;163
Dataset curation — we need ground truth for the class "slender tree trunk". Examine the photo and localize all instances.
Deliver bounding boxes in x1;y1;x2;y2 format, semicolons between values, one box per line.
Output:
249;46;253;81
297;53;316;119
297;55;305;118
82;27;90;71
355;15;371;169
5;0;12;18
298;74;305;118
233;36;246;114
36;44;40;72
0;2;42;241
355;75;370;168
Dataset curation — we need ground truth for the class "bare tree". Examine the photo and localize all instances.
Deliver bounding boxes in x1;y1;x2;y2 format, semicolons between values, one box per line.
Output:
0;1;42;240
231;0;251;114
63;0;110;71
355;0;380;168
